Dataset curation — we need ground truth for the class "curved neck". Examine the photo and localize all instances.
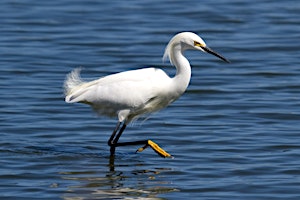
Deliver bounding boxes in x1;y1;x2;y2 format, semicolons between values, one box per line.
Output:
170;47;192;94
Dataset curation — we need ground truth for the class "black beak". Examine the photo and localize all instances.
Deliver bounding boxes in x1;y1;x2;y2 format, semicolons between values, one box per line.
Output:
202;46;230;63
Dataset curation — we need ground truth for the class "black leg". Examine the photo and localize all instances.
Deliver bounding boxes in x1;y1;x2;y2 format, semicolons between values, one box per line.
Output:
108;122;127;156
107;121;171;158
112;123;127;144
108;121;121;146
113;140;148;147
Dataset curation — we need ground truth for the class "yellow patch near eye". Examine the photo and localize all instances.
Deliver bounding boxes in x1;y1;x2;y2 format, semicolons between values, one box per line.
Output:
194;41;204;47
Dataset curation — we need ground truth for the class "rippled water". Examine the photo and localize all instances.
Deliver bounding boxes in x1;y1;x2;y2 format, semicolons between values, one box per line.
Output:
1;1;300;199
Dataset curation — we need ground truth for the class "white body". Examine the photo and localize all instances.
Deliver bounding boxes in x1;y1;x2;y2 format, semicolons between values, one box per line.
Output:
64;32;223;124
65;67;184;122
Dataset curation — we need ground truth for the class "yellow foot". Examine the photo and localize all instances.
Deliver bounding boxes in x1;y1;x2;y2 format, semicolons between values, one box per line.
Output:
136;140;171;158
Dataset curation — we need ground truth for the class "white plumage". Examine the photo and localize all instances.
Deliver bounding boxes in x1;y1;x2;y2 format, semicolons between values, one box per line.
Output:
64;32;229;157
65;67;176;122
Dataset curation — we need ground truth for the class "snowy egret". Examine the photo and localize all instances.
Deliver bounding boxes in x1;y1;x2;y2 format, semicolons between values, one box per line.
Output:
64;32;229;158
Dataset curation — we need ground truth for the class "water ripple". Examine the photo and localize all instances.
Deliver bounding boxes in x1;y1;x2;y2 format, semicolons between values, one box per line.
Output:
1;0;300;199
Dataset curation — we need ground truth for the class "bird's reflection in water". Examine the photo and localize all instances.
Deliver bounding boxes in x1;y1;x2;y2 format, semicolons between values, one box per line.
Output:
61;155;177;199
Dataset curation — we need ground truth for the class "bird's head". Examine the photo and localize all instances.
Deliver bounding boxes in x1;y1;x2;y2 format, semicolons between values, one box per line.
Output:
163;32;230;64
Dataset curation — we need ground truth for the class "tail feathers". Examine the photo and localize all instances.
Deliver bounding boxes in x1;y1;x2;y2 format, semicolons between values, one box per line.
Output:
64;68;85;101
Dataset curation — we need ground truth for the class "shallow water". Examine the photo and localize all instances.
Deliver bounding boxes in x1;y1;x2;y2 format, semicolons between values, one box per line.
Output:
1;0;300;199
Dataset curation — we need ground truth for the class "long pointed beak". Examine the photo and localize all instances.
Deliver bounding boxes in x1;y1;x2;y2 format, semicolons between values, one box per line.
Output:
202;46;230;63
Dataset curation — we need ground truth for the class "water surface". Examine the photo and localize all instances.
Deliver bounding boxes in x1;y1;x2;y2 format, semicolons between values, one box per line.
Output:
1;1;300;199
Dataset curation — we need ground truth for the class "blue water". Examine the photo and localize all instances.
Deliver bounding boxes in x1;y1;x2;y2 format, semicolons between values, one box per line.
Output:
1;1;300;199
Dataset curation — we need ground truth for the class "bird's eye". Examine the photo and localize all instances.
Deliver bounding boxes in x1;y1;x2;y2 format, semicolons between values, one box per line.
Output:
194;41;203;47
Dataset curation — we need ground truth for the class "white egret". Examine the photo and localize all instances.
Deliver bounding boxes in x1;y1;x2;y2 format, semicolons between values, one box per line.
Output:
64;32;229;158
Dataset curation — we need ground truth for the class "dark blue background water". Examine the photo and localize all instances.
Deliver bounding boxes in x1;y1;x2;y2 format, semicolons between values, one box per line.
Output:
1;1;300;199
